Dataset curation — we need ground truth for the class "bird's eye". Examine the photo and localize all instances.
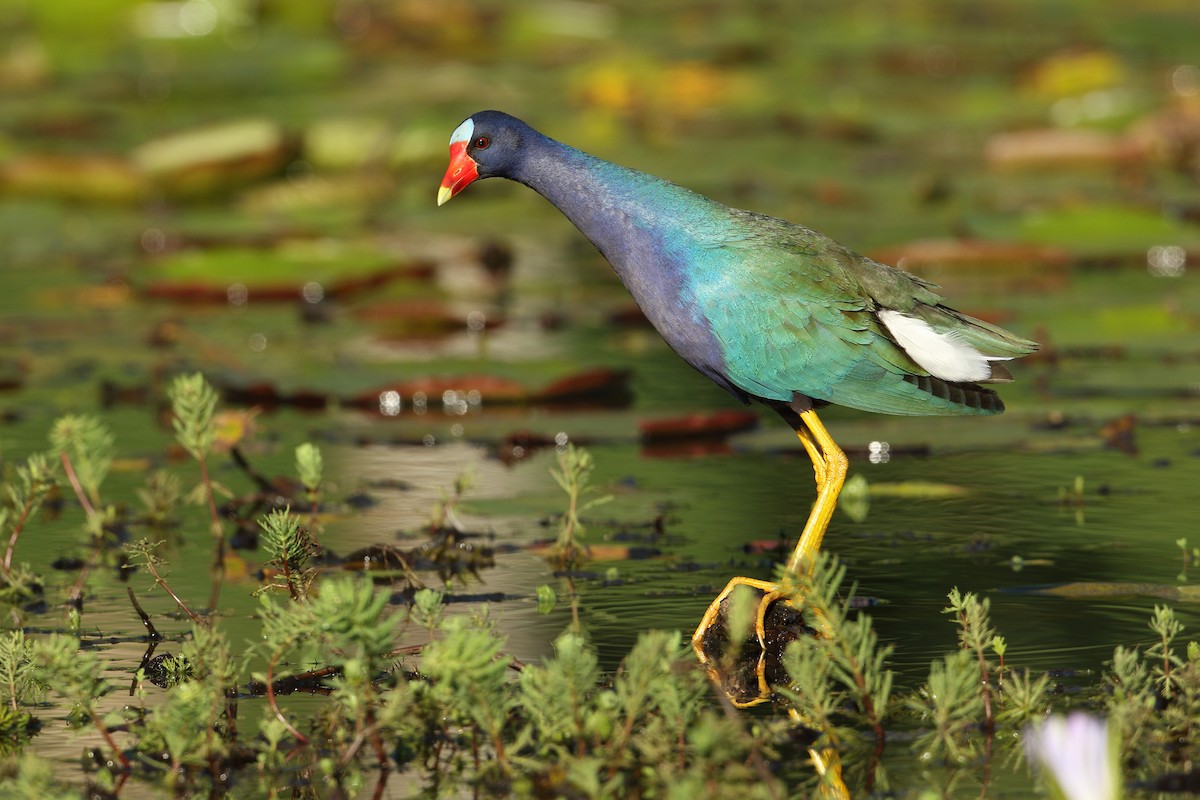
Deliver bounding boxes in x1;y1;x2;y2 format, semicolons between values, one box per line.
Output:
474;136;490;150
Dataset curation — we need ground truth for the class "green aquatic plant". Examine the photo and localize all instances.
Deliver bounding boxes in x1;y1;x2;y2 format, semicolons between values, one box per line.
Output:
136;469;182;530
429;463;474;533
549;443;612;631
906;588;1050;762
0;752;84;799
1145;603;1184;698
49;415;112;514
908;649;985;763
945;588;998;730
167;372;227;610
30;634;128;770
127;539;205;626
295;442;324;537
257;506;318;601
47;416;119;610
11;412;1197;798
1103;604;1200;786
778;554;893;749
0;632;43;713
1;453;56;583
0;632;43;755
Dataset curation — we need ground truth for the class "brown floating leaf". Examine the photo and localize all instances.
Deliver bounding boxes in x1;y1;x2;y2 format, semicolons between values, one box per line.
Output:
985;128;1144;170
358;300;503;340
1126;96;1200;172
872;238;1072;270
1099;413;1137;455
350;368;632;413
607;304;652;328
525;540;661;561
221;382;331;412
870;238;1072;293
0;357;28;392
535;367;632;406
639;409;759;443
353;375;526;408
495;430;560;464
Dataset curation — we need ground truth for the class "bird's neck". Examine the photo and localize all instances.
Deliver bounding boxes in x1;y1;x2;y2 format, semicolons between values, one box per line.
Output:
513;136;715;270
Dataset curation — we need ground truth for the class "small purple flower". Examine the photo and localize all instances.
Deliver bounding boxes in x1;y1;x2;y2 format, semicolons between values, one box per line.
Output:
1024;712;1119;800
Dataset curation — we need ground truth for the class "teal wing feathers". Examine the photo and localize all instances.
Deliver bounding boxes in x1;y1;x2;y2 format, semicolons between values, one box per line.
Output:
690;211;1037;416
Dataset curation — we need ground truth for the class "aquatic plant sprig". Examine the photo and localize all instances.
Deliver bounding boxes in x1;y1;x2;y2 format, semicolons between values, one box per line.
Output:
419;614;516;778
127;539;205;627
167;373;228;612
1145;603;1184;698
907;649;985;763
133;623;241;780
907;587;1049;762
256;507;318;601
49;415;113;514
548;444;612;631
779;553;893;748
49;415;118;611
255;576;404;762
1;452;57;578
429;464;474;533
945;588;998;731
135;470;182;530
31;634;129;770
1102;604;1200;782
294;442;323;541
0;631;45;716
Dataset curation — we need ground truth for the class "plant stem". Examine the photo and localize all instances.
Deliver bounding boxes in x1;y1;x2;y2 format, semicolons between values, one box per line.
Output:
1;493;37;575
61;452;98;610
90;710;132;770
60;452;96;518
198;455;226;613
959;609;994;732
143;556;205;627
265;649;309;745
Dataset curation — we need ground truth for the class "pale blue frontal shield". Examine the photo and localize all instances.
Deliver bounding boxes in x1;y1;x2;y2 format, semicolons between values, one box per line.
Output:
449;118;474;146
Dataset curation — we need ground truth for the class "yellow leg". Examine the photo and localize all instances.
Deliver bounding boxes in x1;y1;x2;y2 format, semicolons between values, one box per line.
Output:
787;409;848;574
796;427;826;491
807;744;851;800
692;407;849;710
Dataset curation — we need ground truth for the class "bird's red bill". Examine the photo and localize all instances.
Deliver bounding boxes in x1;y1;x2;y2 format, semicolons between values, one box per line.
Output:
437;138;478;205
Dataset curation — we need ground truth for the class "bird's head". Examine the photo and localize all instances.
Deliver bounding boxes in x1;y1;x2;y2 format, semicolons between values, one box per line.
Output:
437;111;526;206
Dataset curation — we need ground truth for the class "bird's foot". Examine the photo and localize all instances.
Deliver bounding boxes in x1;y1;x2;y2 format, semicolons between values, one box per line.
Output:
691;576;821;707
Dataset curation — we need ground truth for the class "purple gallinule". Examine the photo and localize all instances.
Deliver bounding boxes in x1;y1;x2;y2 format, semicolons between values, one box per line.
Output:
438;111;1037;705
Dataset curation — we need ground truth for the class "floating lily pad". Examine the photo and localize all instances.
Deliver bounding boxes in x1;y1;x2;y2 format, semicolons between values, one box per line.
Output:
131;118;295;198
0;153;145;203
137;243;432;302
972;204;1200;255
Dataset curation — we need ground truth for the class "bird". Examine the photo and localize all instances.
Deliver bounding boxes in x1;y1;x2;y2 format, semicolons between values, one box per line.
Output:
438;110;1037;699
